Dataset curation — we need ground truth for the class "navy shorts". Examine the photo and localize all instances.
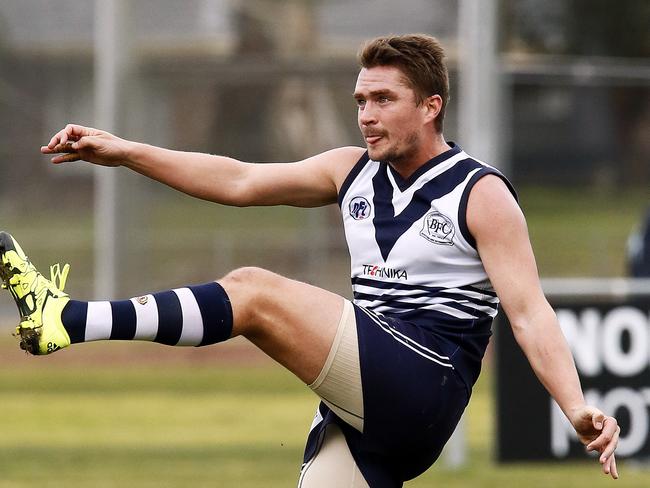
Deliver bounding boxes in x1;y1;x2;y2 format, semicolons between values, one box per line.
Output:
303;304;471;487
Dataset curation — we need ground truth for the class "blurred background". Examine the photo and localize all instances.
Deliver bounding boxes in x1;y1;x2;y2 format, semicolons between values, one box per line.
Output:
1;0;648;301
0;1;649;487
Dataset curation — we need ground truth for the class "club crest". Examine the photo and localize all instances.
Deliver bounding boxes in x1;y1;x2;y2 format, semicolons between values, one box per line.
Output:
420;211;455;245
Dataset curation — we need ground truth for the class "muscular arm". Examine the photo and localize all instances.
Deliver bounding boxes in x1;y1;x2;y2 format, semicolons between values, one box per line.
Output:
42;124;364;208
123;143;363;207
468;176;584;415
467;175;619;478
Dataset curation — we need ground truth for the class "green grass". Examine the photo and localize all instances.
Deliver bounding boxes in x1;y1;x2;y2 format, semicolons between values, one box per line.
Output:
0;363;312;488
0;341;647;487
520;186;648;277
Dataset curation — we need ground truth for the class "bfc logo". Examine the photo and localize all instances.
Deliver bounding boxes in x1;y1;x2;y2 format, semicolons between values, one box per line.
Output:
420;211;455;245
349;196;371;220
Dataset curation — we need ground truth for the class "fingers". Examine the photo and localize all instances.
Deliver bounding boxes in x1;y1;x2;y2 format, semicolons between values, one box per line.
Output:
603;452;618;479
42;124;101;164
570;407;620;479
49;124;78;148
591;409;606;430
46;126;71;149
584;415;620;480
41;141;76;155
41;141;80;164
587;416;619;453
50;152;81;164
45;124;96;150
600;422;620;461
610;454;619;479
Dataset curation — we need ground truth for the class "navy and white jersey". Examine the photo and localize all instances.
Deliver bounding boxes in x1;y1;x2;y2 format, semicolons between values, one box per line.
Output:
338;143;517;388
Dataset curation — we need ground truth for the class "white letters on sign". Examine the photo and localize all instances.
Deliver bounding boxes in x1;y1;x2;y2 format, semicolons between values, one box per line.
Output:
552;306;650;458
556;307;650;377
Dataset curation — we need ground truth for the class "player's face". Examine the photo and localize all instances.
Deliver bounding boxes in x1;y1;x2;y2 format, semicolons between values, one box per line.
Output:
354;66;429;165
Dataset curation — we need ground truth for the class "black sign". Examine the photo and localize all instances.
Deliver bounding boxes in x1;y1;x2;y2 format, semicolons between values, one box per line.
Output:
496;296;650;461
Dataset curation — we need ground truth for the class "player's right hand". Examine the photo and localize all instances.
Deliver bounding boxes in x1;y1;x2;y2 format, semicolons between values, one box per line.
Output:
569;405;620;479
41;123;131;167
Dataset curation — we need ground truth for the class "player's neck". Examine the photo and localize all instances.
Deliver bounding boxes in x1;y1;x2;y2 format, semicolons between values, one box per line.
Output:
389;134;451;181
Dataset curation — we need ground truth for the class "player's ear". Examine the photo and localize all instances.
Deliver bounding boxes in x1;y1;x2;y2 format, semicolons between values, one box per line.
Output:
422;95;442;124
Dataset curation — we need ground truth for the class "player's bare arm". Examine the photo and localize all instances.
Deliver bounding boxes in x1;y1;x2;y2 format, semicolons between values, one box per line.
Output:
467;175;620;479
41;124;365;208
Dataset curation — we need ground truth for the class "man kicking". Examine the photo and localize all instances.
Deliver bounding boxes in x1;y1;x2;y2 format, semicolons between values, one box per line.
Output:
0;34;619;486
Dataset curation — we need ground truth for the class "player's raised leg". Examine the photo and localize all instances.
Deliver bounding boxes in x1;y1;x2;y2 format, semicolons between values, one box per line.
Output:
0;231;345;386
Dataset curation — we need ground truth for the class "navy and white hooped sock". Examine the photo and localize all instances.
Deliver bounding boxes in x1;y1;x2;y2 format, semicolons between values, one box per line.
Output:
60;282;233;346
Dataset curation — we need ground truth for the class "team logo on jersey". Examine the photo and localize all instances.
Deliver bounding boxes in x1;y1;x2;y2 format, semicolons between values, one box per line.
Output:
420;211;455;245
349;196;371;220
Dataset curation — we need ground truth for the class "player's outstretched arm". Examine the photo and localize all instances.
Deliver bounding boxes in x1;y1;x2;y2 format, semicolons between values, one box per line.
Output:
42;124;364;208
467;175;620;479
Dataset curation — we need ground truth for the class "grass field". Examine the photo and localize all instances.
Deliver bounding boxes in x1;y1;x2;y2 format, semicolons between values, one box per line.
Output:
0;336;648;487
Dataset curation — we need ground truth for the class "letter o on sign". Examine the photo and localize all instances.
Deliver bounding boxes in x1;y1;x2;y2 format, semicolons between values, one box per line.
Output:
602;307;648;377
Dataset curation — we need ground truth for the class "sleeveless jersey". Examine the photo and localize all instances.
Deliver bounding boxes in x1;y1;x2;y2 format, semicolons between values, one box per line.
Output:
337;143;517;388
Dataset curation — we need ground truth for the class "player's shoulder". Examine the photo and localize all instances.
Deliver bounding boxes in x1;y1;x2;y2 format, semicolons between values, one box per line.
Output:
309;146;365;165
466;173;525;238
332;146;367;180
470;172;511;193
301;146;366;186
467;174;518;214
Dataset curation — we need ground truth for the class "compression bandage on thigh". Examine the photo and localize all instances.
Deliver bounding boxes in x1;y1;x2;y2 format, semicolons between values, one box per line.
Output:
298;423;369;488
309;300;364;432
60;282;233;346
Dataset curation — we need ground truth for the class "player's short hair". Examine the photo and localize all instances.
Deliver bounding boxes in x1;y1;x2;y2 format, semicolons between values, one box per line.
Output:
358;34;449;132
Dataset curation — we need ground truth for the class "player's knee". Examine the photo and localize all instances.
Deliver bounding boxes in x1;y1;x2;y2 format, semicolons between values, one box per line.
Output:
222;266;276;289
221;267;283;326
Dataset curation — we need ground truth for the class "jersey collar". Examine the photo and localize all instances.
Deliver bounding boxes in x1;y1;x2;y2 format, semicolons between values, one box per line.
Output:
387;142;462;192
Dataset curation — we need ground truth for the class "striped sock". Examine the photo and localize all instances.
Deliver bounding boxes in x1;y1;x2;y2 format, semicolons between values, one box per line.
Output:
60;282;233;346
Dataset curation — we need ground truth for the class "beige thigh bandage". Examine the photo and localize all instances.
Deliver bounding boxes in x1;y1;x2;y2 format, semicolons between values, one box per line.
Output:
309;300;364;432
298;423;369;488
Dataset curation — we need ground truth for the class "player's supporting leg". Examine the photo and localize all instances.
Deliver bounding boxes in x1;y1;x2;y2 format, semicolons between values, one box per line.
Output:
298;424;369;488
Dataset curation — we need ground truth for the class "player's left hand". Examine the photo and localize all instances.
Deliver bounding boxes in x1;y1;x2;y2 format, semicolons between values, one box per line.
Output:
569;405;620;479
